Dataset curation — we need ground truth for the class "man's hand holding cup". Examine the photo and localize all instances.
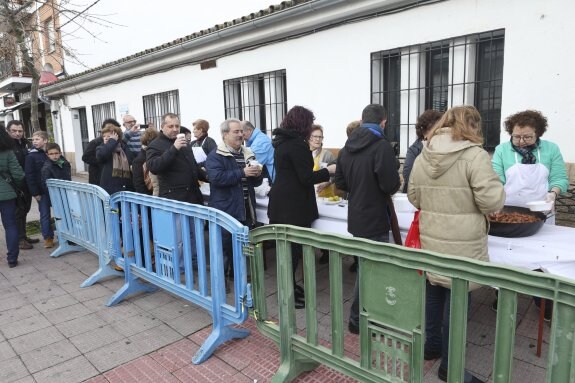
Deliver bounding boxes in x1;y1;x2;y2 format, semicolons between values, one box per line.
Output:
174;133;187;150
244;160;262;177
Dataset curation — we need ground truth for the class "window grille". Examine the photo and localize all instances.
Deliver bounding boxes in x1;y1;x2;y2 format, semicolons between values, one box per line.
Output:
223;69;287;135
371;29;505;153
142;90;180;130
91;101;116;136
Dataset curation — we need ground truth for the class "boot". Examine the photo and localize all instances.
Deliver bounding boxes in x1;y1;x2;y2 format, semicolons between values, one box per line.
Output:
26;237;40;244
19;239;33;250
44;238;54;249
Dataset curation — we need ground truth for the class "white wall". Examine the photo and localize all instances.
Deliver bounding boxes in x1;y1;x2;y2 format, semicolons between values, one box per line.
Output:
55;0;575;171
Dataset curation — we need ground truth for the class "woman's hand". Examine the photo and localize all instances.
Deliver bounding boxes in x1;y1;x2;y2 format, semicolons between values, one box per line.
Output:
545;190;558;203
326;164;336;174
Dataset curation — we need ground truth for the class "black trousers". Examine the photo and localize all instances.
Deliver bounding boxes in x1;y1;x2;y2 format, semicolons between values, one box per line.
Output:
15;189;32;241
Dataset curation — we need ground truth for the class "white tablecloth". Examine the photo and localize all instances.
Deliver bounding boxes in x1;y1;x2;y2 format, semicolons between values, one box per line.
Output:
255;197;575;280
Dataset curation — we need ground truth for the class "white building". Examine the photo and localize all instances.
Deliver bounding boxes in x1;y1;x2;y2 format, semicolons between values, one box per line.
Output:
41;0;575;180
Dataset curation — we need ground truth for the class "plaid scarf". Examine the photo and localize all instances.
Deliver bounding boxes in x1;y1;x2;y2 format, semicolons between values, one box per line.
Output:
511;138;539;164
111;146;131;179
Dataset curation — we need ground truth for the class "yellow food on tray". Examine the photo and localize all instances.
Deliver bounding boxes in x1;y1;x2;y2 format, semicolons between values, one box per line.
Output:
326;196;341;202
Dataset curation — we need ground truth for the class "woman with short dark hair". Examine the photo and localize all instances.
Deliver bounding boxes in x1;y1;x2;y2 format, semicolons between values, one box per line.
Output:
268;106;336;308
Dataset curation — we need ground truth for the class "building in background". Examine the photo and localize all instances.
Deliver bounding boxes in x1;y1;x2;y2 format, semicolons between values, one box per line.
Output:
0;0;64;135
41;0;575;181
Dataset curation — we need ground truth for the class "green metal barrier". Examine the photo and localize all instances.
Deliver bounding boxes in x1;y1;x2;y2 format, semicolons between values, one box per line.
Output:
248;224;575;383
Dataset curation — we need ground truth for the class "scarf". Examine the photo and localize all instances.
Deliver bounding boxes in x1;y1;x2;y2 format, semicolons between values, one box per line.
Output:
361;123;384;138
112;146;131;179
511;138;539;164
53;158;65;168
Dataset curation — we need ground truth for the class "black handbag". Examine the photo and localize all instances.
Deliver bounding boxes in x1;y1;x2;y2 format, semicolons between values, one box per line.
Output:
1;171;27;210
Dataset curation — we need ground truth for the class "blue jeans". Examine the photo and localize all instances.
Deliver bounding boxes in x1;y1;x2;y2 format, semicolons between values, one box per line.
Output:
425;282;472;374
0;199;19;263
37;195;54;239
349;232;390;327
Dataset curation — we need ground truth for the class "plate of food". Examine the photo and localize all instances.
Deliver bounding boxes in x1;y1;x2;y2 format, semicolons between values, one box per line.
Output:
321;196;342;205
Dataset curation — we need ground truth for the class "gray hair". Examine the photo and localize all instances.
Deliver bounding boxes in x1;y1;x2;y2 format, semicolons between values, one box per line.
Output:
220;118;241;137
241;120;256;131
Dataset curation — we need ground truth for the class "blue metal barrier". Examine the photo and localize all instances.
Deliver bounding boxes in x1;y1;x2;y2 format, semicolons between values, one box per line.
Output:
105;192;251;364
47;179;123;287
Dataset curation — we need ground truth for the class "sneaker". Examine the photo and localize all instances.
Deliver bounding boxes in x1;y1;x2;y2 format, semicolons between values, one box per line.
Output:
19;239;33;250
348;321;359;335
44;238;54;249
491;298;498;312
543;305;552;322
26;237;40;244
8;260;18;268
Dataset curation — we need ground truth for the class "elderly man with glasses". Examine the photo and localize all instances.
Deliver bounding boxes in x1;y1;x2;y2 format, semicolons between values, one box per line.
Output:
122;114;144;154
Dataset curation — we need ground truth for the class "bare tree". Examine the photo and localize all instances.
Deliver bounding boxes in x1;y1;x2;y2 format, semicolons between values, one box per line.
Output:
0;0;122;134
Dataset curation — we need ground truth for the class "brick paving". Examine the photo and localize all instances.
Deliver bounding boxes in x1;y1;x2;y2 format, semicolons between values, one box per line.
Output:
0;175;552;382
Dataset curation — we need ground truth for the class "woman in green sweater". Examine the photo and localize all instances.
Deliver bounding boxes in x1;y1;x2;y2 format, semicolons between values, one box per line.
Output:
0;128;25;268
492;110;568;224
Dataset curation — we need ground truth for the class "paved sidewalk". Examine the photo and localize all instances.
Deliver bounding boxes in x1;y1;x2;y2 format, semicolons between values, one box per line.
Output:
0;175;551;382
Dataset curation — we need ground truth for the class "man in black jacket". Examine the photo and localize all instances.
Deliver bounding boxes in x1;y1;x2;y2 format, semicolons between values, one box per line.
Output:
334;104;400;334
82;118;121;185
146;113;206;203
6;120;38;249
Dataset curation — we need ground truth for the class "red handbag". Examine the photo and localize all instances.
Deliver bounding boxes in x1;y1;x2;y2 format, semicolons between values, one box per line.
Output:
405;210;421;249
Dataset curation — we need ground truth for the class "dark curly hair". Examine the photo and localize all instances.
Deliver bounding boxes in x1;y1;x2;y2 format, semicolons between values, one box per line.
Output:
415;110;443;140
280;105;315;139
504;110;547;137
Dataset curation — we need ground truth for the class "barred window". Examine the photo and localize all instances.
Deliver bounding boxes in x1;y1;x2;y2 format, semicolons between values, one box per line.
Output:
143;90;180;130
91;101;116;136
371;29;505;153
223;69;287;135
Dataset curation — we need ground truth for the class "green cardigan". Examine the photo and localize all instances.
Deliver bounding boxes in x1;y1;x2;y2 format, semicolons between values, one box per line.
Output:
491;139;569;193
0;150;25;201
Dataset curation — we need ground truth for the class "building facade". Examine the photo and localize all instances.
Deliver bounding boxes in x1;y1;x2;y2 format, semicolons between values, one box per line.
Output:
41;0;575;180
0;0;64;135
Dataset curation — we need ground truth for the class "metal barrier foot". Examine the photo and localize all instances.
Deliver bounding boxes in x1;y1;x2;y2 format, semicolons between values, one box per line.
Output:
272;357;319;383
80;266;124;288
106;279;158;307
50;241;84;258
192;326;250;364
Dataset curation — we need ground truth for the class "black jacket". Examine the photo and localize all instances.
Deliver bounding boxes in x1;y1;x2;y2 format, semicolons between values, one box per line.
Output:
25;148;48;196
132;148;152;195
402;139;423;193
96;138;135;195
334;126;400;238
41;157;72;194
267;128;329;227
146;132;206;203
12;138;31;169
82;136;104;185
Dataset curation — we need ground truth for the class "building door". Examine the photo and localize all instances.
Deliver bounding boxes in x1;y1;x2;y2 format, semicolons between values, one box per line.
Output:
72;107;89;171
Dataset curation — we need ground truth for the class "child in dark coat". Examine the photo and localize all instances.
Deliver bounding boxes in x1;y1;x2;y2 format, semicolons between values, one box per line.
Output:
41;143;72;195
25;131;55;248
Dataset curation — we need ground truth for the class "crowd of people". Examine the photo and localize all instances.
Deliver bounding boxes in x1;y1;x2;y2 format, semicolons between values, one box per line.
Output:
1;103;568;383
0;120;71;268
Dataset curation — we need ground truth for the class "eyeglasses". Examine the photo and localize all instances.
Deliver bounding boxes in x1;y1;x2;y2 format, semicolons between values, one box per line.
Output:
511;134;535;143
124;120;136;125
310;135;324;140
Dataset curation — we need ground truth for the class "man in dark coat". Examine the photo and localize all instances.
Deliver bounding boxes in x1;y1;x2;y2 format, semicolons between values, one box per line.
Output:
334;104;400;334
146;113;206;203
82;118;121;185
206;118;262;282
6;120;38;249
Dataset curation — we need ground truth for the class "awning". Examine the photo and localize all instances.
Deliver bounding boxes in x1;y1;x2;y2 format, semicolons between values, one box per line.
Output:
0;101;26;116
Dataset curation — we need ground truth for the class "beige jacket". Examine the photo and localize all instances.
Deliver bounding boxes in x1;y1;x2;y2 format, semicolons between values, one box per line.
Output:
407;128;505;289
